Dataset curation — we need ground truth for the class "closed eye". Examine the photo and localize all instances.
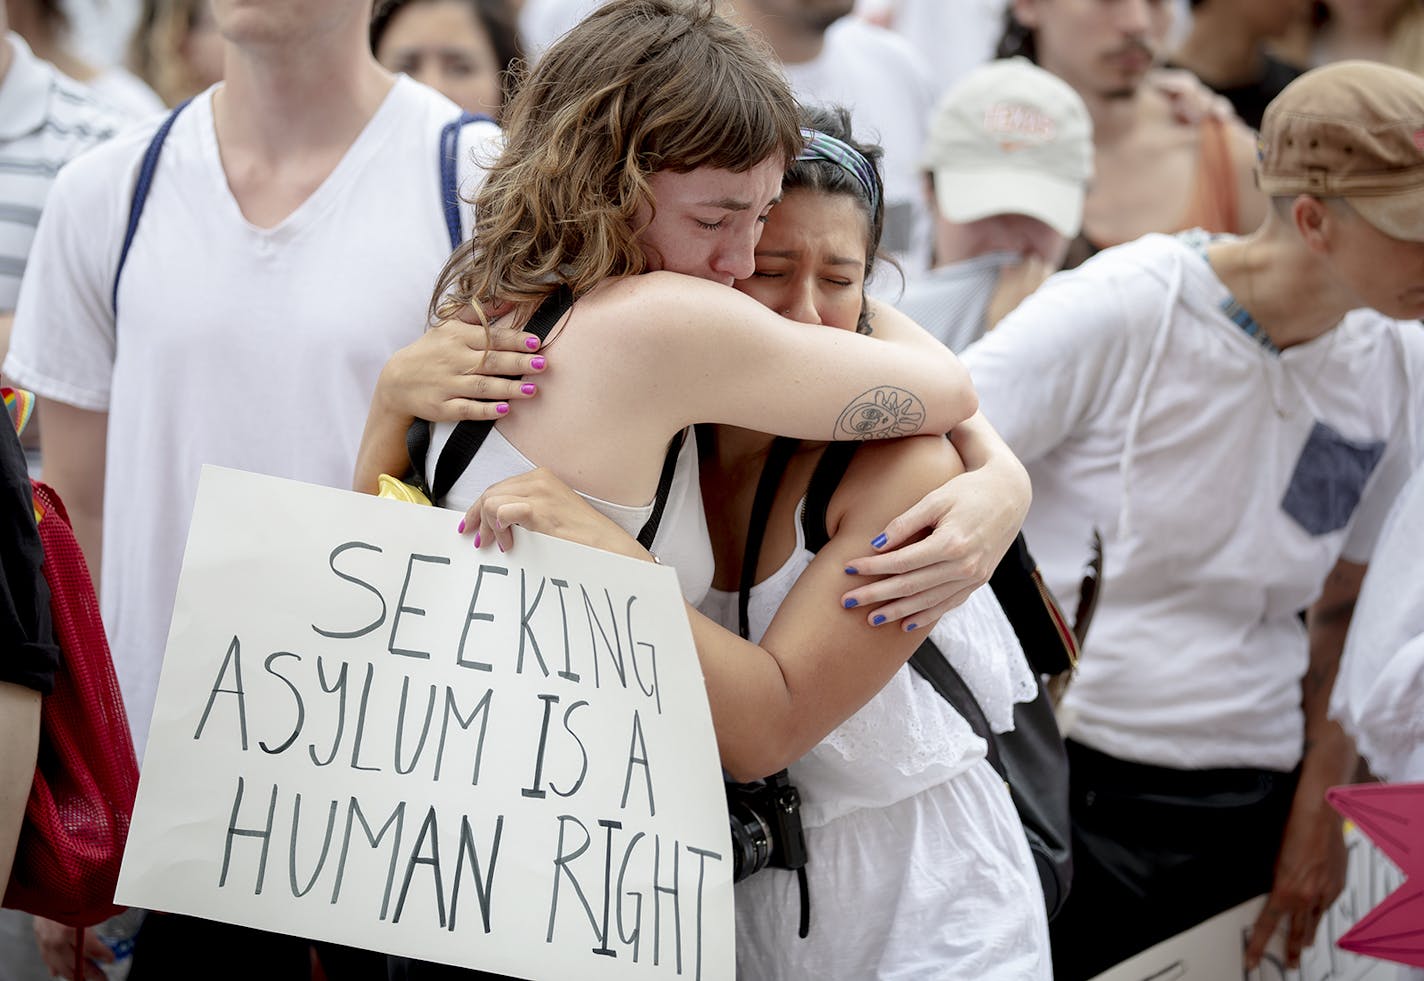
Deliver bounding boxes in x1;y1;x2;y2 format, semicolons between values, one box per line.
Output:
696;219;725;231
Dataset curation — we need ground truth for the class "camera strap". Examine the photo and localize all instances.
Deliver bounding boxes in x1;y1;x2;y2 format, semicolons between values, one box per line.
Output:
738;434;812;939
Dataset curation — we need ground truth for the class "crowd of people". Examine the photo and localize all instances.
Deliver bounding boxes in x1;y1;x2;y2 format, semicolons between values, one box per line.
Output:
3;0;1424;979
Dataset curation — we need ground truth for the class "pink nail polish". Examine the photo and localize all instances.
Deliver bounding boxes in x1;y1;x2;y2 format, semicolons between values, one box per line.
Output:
530;356;546;371
457;519;466;534
473;532;481;548
525;337;540;351
496;402;510;415
521;383;536;395
498;542;505;553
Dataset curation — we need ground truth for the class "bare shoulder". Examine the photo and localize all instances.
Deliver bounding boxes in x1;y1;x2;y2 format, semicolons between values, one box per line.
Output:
1138;84;1204;152
575;272;761;341
828;435;961;534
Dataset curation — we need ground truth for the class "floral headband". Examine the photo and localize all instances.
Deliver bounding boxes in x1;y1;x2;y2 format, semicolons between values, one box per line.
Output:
797;127;881;214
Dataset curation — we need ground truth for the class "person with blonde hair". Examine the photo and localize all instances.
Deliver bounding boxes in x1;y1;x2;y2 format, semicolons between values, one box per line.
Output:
127;0;223;107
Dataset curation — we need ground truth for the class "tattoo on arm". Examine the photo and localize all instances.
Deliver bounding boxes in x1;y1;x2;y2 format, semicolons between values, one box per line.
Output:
834;387;926;440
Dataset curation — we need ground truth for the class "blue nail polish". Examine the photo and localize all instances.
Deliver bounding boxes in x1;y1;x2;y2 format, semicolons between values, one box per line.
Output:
871;533;888;549
843;598;858;609
844;566;858;575
872;614;887;626
906;622;919;632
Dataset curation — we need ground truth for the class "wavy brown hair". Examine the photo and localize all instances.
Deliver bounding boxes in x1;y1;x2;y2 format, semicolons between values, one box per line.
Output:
430;0;804;326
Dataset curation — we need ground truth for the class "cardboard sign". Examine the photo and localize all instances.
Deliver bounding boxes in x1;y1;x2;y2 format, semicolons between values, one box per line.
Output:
1089;825;1406;981
116;467;734;981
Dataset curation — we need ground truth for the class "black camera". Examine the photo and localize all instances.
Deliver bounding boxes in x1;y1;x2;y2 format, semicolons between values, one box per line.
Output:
726;769;808;883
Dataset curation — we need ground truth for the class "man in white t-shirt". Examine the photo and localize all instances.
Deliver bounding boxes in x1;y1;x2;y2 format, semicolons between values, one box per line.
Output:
962;62;1424;978
2;0;498;975
897;57;1092;352
728;0;937;281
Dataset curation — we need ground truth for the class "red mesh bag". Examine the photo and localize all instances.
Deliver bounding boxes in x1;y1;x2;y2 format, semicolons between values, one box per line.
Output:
3;480;139;927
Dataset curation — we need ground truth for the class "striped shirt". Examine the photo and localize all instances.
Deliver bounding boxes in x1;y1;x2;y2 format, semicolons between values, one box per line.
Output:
895;251;1017;354
0;33;123;311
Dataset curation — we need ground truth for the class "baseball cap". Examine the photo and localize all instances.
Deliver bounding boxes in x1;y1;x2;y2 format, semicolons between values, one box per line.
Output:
1258;61;1424;243
922;57;1094;238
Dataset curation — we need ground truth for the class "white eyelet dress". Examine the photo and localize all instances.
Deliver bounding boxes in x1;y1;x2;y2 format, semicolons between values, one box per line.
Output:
698;507;1051;980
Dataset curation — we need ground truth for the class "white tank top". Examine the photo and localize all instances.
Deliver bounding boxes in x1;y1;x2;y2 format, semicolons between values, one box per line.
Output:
428;422;715;606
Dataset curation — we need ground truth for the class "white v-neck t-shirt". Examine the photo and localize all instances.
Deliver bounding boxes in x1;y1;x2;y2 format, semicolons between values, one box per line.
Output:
4;77;501;759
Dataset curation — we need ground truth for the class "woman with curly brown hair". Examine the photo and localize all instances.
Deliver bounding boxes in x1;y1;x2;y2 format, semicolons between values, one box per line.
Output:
356;0;1028;624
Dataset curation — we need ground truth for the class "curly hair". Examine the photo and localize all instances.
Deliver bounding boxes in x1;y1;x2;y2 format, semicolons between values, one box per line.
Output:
429;0;804;326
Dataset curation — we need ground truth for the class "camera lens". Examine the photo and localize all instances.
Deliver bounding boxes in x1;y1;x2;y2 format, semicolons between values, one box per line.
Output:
727;800;773;882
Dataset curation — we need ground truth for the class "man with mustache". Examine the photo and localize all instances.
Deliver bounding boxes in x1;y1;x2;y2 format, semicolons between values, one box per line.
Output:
1000;0;1267;268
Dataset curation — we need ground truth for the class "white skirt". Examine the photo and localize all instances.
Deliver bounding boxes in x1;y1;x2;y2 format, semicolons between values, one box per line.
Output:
733;758;1052;980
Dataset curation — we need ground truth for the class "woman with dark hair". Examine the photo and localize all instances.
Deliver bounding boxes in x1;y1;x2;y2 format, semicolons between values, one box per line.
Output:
370;0;523;118
459;104;1052;979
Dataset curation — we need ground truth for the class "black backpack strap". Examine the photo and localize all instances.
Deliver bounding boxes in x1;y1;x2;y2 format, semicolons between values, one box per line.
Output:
735;435;812;938
439;110;494;251
799;441;860;553
907;642;1006;780
635;427;687;551
987;534;1080;677
738;436;801;642
112;98;192;318
421;284;574;504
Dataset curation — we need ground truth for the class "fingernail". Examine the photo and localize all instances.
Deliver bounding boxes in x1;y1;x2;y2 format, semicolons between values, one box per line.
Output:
457;519;466;534
498;542;505;553
871;533;888;549
843;598;858;609
844;566;858;575
473;532;481;548
872;614;887;626
906;622;919;632
521;383;537;395
496;402;510;415
525;337;540;351
531;356;547;370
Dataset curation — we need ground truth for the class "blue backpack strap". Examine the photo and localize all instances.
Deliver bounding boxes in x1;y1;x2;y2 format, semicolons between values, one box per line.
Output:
112;98;192;318
439;110;494;251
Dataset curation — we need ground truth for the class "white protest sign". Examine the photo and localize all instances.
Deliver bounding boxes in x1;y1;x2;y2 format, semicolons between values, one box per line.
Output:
1090;826;1406;981
116;466;734;981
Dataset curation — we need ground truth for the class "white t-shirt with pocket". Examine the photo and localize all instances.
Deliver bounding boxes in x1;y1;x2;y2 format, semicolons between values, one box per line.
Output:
963;232;1424;771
